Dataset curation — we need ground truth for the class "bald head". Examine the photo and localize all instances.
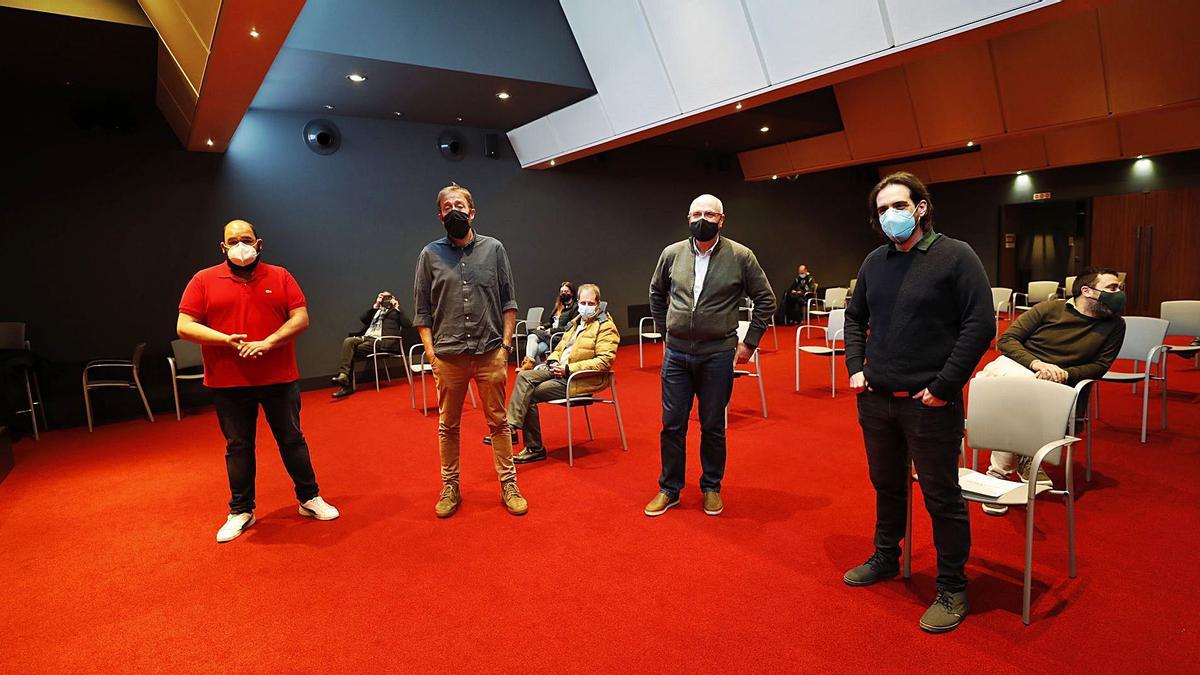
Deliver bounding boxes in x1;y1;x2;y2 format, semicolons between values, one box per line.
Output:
689;194;724;217
223;219;257;242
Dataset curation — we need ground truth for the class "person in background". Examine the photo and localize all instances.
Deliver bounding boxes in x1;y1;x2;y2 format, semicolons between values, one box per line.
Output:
520;281;578;370
331;291;412;398
177;219;339;544
785;264;818;324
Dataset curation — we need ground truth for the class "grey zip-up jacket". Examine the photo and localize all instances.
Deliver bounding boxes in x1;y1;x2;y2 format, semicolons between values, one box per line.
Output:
649;236;776;355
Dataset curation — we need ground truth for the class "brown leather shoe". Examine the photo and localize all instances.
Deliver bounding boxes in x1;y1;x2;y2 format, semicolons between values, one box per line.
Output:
519;356;536;371
643;491;679;517
435;483;461;518
702;490;724;516
501;480;528;515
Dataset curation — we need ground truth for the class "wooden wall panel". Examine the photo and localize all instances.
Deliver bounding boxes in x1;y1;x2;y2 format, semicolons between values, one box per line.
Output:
738;145;793;180
981;134;1048;174
784;132;851;171
1119;103;1200;157
1098;0;1200;114
991;11;1108;131
834;67;922;159
1042;119;1120;167
925;152;985;183
877;160;931;184
904;41;1005;146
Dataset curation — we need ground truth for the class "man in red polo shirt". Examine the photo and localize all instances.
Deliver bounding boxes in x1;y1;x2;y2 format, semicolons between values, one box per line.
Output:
177;219;339;543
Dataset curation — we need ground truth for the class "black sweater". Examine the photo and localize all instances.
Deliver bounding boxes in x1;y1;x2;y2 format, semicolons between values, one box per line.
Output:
844;232;994;400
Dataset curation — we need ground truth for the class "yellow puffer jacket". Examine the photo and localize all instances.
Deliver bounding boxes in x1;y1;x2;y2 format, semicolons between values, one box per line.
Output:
548;312;620;396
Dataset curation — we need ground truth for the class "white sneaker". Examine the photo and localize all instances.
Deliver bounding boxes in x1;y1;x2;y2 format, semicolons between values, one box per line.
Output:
981;503;1009;516
299;496;340;521
216;512;255;543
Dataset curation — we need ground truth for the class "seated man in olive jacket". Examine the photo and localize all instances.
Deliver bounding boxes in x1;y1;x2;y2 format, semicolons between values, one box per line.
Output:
485;283;620;463
332;291;413;398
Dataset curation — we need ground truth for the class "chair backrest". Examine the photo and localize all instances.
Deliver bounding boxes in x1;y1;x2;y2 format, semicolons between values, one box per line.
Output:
1161;300;1200;338
967;377;1077;464
736;320;750;343
826;309;846;344
171;339;204;370
848;278;857;295
990;287;1012;312
1117;271;1127;285
1027;281;1058;304
824;287;849;308
525;306;544;327
132;342;147;368
1114;316;1169;362
1064;276;1077;297
0;322;25;350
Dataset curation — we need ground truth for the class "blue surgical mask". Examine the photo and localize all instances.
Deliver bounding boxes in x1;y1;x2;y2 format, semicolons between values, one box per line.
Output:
578;304;597;319
879;208;917;243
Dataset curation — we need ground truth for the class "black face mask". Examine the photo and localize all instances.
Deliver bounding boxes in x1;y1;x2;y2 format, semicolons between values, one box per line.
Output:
560;293;573;303
689;218;719;242
442;209;471;239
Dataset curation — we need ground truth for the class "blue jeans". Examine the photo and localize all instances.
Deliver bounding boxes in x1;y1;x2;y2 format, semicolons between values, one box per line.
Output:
658;347;735;496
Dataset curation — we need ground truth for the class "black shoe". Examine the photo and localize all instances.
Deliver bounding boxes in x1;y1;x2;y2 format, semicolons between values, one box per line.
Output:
513;447;547;464
843;550;900;586
332;372;350;387
331;386;354;398
483;431;519;446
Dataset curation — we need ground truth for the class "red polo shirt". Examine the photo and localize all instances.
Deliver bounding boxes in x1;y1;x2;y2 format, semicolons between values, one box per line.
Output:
178;262;306;388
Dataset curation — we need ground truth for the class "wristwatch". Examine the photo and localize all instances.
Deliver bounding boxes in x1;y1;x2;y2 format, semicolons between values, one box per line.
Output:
501;342;514;353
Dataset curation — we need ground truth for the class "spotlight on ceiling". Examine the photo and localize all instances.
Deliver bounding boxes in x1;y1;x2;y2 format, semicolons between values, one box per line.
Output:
323;104;335;110
550;160;556;166
966;141;975;147
771;175;778;180
496;92;510;100
249;27;260;38
1016;170;1023;175
1136;155;1145;159
456;117;463;122
393;111;403;117
735;103;743;110
346;74;367;83
759;126;769;133
205;138;214;147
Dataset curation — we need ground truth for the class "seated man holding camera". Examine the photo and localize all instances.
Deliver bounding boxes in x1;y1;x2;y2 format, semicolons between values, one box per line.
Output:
978;267;1126;514
332;291;412;398
485;283;619;463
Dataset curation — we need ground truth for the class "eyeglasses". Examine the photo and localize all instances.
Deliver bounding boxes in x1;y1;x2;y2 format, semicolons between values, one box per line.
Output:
689;210;723;220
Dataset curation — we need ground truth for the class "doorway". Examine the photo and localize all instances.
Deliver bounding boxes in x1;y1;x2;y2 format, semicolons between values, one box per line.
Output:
998;200;1090;294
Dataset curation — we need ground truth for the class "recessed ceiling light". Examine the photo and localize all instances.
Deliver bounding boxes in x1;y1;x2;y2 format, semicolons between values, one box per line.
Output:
323;104;335;110
496;92;510;100
456;117;463;122
1136;154;1145;159
205;138;214;147
966;141;975;147
249;27;260;38
549;160;556;166
735;103;743;110
759;126;769;133
346;73;367;83
771;174;778;180
1016;170;1023;175
393;111;403;117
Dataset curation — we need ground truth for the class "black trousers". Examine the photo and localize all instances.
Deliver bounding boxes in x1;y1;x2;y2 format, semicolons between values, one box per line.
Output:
338;336;378;376
211;381;320;514
659;347;735;496
857;389;970;592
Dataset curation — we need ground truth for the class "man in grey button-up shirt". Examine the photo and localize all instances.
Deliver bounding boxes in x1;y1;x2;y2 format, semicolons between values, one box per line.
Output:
414;184;526;518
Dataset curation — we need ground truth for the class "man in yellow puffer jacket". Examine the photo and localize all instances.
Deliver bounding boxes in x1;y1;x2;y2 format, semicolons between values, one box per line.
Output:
499;283;619;463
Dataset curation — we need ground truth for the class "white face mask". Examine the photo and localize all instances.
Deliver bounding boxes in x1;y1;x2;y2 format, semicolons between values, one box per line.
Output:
226;242;258;266
578;304;598;319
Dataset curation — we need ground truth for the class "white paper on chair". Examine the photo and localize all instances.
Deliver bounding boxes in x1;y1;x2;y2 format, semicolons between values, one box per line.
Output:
959;471;1018;498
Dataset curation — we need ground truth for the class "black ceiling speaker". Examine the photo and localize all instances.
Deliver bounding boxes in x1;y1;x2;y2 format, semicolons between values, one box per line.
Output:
303;119;341;155
438;130;466;161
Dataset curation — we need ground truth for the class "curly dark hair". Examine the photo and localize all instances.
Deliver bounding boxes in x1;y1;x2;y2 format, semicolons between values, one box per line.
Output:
867;171;935;234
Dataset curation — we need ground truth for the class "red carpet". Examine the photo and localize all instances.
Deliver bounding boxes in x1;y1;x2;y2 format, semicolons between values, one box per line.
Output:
2;324;1199;672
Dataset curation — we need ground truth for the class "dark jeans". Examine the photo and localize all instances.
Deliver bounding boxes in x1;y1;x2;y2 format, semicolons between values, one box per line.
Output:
857;389;970;592
339;336;399;376
211;381;320;514
659;347;735;496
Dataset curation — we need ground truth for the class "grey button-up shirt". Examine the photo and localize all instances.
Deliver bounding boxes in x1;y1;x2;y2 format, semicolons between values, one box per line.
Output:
413;232;518;355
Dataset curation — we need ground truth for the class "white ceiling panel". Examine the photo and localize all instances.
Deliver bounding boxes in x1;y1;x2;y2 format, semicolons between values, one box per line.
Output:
744;0;892;83
548;95;613;151
639;0;768;112
507;116;560;164
560;0;680;134
884;0;1041;45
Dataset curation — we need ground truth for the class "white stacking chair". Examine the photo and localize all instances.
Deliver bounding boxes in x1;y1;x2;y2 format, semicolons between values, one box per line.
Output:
513;307;545;363
83;342;154;432
167;339;204;421
0;323;47;440
545;370;628;467
991;287;1013;349
795;309;845;397
847;277;857;301
1094;316;1169;443
907;377;1083;625
1012;281;1059;317
406;343;476;416
1161;300;1200;367
352;335;410;395
739;297;779;351
801;287;848;337
638;316;663;368
1062;275;1077;299
728;320;767;420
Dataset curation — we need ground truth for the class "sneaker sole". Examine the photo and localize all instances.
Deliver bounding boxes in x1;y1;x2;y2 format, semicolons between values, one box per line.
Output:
644;498;680;517
704;504;724;516
919;616;965;633
298;505;339;521
513;454;546;464
842;570;899;587
216;514;255;543
435;502;460;519
981;504;1008;516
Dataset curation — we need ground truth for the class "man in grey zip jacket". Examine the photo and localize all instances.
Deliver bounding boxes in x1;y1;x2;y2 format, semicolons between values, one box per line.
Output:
644;194;776;518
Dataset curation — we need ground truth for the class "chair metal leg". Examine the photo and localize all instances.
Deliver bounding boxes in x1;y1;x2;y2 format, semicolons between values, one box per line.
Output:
83;374;94;433
374;357;382;392
468;382;477;409
829;353;836;398
172;375;182;421
1140;370;1150;443
772;321;779;351
420;368;428;416
611;381;628;451
1023;497;1037;625
584;406;594;440
639;336;644;368
133;370;155;423
565;399;574;468
794;343;801;392
24;372;39;440
757;372;767;418
404;355;416;410
32;370;47;429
